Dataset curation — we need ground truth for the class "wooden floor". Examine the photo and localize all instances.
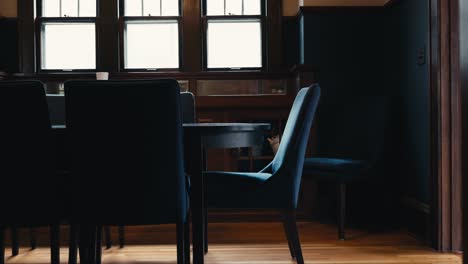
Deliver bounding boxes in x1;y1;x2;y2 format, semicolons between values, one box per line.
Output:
3;222;461;264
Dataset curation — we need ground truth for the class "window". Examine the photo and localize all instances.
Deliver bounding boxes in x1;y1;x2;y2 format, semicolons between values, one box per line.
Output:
37;0;97;71
121;0;181;70
203;0;264;70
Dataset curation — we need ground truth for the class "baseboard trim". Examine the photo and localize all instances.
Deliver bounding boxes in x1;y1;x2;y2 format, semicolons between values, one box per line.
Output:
400;196;431;243
401;196;431;214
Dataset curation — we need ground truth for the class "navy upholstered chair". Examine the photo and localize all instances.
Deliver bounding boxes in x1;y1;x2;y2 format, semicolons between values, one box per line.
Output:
205;84;321;264
45;93;124;253
65;79;190;264
46;94;66;126
0;81;61;264
46;91;196;125
180;92;196;123
113;91;195;250
303;96;391;240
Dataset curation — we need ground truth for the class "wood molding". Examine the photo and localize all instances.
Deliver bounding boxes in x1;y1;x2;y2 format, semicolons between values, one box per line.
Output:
298;5;386;17
429;0;462;253
196;95;295;109
383;0;401;7
401;196;431;243
460;0;468;261
401;196;431;214
449;0;462;253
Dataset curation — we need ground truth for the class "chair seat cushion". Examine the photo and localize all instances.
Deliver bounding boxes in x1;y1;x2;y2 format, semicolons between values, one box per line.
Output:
205;171;273;207
303;157;369;182
206;171;272;191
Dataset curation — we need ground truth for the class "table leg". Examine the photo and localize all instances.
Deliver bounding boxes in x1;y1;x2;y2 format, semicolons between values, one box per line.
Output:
203;149;208;254
185;134;205;264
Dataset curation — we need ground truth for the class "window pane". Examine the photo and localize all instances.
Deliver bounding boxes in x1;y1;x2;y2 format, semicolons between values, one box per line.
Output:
244;0;261;15
162;0;179;16
61;0;78;16
206;0;224;15
42;23;96;69
143;0;161;16
225;0;242;15
125;0;143;16
79;0;96;16
43;0;60;17
207;20;262;68
124;21;179;69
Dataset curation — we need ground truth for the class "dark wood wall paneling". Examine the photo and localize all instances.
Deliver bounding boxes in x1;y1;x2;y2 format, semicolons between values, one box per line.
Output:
384;0;434;245
17;0;34;74
293;5;405;233
0;17;19;74
98;0;119;72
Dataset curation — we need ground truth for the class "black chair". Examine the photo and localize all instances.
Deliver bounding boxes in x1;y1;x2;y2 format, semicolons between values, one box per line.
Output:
44;91;195;255
117;91;196;249
0;81;61;264
303;96;392;240
46;94;66;126
65;79;190;264
204;84;321;264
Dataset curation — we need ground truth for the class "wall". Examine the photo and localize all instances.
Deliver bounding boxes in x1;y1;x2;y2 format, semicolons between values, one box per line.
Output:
296;7;406;229
0;0;17;17
384;0;430;205
295;0;430;231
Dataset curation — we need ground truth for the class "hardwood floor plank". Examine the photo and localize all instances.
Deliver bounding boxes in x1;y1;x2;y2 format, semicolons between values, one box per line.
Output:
2;222;461;264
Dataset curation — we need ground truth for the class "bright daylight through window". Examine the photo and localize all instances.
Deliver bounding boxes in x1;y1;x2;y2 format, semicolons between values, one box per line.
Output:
123;0;180;70
205;0;263;69
39;0;96;70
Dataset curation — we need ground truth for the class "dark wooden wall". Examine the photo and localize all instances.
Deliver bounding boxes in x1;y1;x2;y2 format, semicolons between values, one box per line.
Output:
0;17;18;74
384;0;432;241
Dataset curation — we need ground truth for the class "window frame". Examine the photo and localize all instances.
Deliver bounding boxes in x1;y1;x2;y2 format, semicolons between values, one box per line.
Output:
118;0;183;72
35;0;99;73
201;0;267;71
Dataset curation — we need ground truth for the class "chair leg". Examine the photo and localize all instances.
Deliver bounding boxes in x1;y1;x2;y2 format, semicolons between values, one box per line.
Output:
29;227;37;250
283;210;304;264
50;224;60;264
1;225;5;264
104;226;112;249
204;207;208;254
337;183;346;240
10;225;18;256
96;226;102;264
89;225;98;264
68;224;78;264
281;211;295;259
176;219;186;264
79;224;97;264
118;225;125;248
184;218;190;264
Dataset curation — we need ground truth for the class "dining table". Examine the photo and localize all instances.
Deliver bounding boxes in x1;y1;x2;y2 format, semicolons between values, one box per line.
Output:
52;122;271;264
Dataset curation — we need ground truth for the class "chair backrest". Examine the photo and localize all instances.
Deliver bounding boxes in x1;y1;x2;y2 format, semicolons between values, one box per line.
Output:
316;96;392;162
65;79;187;225
46;94;66;126
269;84;321;208
45;92;195;125
180;92;196;123
0;80;55;224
